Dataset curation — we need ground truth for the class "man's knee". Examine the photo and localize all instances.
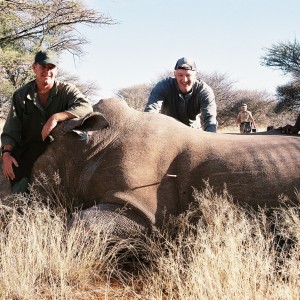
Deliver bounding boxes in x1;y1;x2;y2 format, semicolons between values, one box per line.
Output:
11;177;29;194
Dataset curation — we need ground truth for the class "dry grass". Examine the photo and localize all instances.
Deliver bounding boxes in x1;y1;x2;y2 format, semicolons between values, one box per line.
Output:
0;186;299;299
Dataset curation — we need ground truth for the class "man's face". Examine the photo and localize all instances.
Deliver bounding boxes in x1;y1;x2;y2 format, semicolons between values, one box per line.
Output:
33;63;58;87
174;69;197;94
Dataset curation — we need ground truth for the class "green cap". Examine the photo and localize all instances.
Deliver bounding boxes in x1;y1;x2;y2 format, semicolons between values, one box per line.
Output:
34;50;58;66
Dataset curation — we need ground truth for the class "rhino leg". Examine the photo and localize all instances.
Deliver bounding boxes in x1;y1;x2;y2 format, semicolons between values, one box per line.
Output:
68;203;152;238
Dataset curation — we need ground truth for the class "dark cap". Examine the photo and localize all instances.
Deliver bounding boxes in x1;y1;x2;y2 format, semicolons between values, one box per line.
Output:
174;57;197;71
34;50;58;66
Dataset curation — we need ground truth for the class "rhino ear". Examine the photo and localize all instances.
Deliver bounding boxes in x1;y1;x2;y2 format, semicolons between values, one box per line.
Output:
59;112;109;133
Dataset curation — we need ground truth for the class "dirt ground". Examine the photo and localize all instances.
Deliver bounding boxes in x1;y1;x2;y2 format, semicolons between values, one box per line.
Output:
218;125;268;134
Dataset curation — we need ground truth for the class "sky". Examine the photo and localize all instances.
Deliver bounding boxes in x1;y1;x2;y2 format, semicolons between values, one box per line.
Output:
60;0;300;101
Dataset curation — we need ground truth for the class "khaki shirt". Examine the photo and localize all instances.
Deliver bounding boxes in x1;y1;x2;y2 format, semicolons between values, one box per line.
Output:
1;80;93;148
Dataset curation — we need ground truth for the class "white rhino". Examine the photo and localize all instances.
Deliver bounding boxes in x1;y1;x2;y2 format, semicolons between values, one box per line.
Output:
1;99;299;235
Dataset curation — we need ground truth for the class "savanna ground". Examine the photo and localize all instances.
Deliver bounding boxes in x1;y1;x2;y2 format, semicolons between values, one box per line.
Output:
0;184;299;300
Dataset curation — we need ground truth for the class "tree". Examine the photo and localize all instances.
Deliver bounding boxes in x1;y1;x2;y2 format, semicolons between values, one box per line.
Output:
199;72;238;127
57;70;99;101
0;0;116;55
261;39;300;114
260;39;300;79
0;0;117;114
275;80;300;113
118;84;152;112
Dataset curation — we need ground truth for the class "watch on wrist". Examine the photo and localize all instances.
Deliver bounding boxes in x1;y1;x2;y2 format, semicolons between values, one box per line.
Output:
1;148;12;157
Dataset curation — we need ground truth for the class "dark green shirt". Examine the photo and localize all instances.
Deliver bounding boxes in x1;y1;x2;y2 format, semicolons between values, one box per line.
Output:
1;80;93;148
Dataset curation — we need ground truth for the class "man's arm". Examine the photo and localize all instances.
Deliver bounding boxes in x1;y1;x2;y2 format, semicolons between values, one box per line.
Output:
236;112;241;126
41;111;76;141
199;83;217;132
144;82;165;113
248;112;256;128
1;144;18;180
1;94;23;149
1;92;24;180
64;83;93;118
42;83;93;140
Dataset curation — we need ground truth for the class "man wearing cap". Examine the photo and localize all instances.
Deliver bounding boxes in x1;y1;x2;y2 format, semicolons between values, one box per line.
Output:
144;57;217;132
236;103;256;133
1;50;93;193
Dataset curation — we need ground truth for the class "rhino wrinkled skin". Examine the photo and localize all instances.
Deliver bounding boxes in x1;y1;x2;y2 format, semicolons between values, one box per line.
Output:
1;99;300;234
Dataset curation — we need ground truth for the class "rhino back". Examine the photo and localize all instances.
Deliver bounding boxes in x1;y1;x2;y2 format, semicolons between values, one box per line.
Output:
185;133;300;207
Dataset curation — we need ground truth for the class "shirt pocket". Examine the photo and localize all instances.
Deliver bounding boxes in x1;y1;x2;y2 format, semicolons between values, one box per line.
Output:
21;112;43;142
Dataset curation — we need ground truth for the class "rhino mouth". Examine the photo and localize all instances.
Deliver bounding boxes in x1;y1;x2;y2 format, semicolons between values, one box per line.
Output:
68;203;152;238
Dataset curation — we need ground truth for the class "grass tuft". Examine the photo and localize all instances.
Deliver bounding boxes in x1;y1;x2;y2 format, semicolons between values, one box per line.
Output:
0;186;299;299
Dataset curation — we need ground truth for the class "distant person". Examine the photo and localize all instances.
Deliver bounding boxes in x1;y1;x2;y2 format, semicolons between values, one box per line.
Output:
144;57;217;132
1;50;93;194
279;113;300;134
236;103;256;133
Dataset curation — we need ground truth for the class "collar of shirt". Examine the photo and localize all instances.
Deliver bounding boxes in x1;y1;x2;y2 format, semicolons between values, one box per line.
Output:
26;80;58;111
181;91;193;101
175;80;194;101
